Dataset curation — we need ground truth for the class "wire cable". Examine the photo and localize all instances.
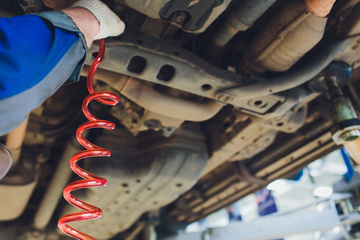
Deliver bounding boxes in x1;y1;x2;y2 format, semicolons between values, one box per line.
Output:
58;39;119;240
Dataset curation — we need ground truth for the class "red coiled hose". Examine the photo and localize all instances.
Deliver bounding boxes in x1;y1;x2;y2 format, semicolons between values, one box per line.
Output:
58;39;119;240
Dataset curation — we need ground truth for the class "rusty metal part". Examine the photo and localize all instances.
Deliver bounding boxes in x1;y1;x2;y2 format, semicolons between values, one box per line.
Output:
86;35;248;103
81;67;223;122
82;65;129;90
166;109;338;224
234;162;267;185
309;63;360;145
83;68;186;136
201;101;307;178
86;33;309;118
260;104;308;133
329;95;360;144
33;138;83;230
121;77;223;122
305;0;336;17
200;110;279;177
242;0;327;73
115;0;231;33
61;126;208;238
330;96;357;125
140;112;183;136
159;0;223;32
307;62;353;93
219;35;360;101
209;0;277;47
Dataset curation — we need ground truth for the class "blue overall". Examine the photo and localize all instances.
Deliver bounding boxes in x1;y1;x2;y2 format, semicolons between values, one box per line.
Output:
0;12;87;135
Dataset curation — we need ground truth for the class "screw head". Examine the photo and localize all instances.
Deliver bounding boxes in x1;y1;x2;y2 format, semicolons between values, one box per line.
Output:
174;11;187;24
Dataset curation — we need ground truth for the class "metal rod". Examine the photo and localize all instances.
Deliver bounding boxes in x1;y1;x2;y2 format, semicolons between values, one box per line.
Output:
33;137;82;229
125;222;147;240
219;35;359;100
211;0;277;47
81;67;224;122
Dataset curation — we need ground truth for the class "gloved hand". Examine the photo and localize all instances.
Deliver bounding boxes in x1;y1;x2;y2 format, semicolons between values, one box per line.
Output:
71;0;125;40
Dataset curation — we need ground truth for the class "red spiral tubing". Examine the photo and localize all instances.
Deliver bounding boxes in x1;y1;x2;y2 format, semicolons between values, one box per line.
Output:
58;39;119;240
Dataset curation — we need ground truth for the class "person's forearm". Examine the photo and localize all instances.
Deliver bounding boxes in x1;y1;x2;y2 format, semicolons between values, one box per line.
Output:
0;13;86;135
62;8;100;48
0;1;124;136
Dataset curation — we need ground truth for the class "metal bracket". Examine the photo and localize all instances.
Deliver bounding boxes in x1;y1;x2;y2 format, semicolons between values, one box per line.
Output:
159;0;223;31
88;32;306;118
307;62;353;93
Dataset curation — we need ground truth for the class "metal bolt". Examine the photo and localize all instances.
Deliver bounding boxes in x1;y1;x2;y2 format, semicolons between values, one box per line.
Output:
340;130;360;142
174;11;187;24
144;119;162;131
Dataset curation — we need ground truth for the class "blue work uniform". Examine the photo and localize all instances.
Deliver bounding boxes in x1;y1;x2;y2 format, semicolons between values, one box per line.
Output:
0;12;87;136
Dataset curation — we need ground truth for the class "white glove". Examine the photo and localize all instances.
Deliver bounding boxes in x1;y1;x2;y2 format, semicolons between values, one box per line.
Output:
71;0;125;40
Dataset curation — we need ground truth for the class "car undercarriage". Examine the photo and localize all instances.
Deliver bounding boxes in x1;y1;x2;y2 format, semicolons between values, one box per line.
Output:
1;0;360;239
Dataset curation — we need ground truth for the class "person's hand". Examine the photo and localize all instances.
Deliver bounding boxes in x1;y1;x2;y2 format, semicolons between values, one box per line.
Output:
71;0;125;40
62;0;125;47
